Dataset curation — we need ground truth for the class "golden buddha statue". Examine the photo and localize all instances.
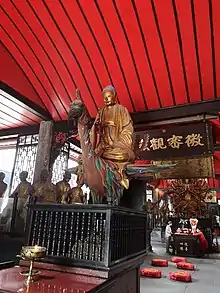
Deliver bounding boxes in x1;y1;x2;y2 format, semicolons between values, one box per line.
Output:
76;155;85;186
9;171;33;223
0;172;7;198
67;163;86;204
67;182;85;204
11;171;33;200
33;169;56;203
89;85;135;189
56;170;71;203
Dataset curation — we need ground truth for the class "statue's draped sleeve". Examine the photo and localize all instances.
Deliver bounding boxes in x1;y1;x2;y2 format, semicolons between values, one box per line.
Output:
90;111;101;150
114;106;133;150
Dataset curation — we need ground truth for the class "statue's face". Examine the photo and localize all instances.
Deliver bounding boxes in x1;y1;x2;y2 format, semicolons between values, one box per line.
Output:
64;172;71;182
19;171;28;182
103;91;117;106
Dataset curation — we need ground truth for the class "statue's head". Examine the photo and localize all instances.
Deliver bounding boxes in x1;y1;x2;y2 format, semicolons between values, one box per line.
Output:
68;89;84;121
69;99;84;120
68;89;91;132
40;169;49;182
19;171;28;182
102;85;117;106
63;170;71;182
0;172;5;181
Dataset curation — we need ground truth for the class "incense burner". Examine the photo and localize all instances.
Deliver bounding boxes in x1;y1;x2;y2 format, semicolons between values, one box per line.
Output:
18;246;46;285
20;245;46;261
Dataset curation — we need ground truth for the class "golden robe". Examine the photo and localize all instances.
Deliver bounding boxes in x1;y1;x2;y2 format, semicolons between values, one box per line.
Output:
33;181;56;203
12;181;33;200
56;181;71;203
68;187;84;204
90;104;135;163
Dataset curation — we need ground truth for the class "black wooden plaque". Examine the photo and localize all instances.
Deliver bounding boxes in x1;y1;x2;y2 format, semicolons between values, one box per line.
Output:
134;122;213;160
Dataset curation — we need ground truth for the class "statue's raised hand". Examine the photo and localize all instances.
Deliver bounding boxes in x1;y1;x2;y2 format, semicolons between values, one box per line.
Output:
76;88;81;100
69;88;84;120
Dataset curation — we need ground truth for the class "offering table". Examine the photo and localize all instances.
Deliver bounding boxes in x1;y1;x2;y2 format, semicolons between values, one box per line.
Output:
172;232;208;257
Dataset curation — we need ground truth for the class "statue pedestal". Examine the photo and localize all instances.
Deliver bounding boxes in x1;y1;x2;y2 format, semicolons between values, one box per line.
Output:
26;204;147;271
4;203;147;293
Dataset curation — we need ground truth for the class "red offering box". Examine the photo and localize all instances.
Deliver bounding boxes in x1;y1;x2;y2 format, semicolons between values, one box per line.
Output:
171;256;187;263
151;259;168;267
176;262;195;270
140;268;162;278
169;271;192;282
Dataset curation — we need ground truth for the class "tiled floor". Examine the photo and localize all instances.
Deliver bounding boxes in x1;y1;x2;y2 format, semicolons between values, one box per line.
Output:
141;241;220;293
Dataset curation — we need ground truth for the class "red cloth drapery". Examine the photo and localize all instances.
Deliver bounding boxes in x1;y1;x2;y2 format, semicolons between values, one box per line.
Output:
194;232;208;251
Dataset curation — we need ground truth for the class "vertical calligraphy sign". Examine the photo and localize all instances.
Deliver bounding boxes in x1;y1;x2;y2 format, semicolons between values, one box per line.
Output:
134;122;213;160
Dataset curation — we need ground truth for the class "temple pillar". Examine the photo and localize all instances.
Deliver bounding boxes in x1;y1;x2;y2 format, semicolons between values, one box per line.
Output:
121;179;146;210
120;179;153;252
33;121;54;183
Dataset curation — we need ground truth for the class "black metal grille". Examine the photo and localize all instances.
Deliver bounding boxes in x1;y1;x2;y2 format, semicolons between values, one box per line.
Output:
110;212;147;264
29;209;106;263
27;205;147;269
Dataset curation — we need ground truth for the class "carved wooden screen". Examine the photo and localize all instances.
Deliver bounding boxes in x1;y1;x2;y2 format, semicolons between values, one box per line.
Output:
51;142;70;184
10;134;39;193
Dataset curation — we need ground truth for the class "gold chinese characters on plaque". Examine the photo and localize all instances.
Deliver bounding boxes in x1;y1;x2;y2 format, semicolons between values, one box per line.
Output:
134;122;213;161
139;133;204;151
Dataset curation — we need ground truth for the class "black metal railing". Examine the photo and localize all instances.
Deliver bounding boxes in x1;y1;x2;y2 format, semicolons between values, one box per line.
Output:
26;204;148;269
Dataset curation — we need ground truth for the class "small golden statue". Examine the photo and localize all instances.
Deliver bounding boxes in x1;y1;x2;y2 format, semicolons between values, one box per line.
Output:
10;171;33;222
56;170;71;203
33;169;56;203
11;171;33;200
67;185;85;204
67;155;86;204
169;179;209;217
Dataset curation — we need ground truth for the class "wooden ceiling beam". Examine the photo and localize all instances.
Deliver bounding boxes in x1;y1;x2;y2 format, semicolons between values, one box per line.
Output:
132;99;220;125
0;82;52;121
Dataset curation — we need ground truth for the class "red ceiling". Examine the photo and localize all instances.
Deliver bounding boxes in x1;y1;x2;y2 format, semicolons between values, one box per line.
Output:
0;0;220;126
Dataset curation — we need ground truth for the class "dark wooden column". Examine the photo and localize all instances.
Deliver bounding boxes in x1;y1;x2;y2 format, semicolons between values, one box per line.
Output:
120;179;146;210
33;121;54;183
120;179;153;252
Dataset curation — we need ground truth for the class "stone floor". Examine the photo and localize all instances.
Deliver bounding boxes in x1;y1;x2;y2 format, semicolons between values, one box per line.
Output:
141;240;220;293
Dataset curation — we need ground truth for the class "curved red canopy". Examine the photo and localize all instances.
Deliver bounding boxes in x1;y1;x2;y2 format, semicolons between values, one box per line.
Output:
0;0;220;128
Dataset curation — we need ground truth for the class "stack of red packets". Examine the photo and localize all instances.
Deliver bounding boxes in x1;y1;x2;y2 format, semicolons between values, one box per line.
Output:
171;256;195;270
140;256;195;282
